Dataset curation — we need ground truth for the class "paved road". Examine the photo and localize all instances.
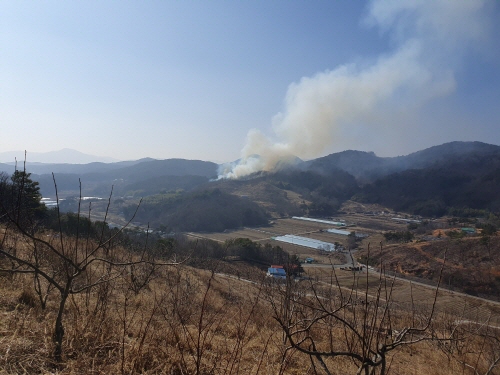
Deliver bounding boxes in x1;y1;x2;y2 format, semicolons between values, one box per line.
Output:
363;267;500;308
300;257;500;310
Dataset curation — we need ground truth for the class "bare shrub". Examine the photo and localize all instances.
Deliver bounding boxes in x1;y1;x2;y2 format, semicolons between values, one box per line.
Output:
268;243;451;374
0;169;179;364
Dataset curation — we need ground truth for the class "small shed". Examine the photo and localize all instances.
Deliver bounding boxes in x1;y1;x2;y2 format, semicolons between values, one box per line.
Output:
267;267;286;279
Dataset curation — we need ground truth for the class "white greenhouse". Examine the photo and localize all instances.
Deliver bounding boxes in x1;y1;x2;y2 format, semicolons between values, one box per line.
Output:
292;216;346;226
273;234;336;251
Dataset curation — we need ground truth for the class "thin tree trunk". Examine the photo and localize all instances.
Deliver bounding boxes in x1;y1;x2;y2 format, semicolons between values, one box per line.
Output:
53;290;69;362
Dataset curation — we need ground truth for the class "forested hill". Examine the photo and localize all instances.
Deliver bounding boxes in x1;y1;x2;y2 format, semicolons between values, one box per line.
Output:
125;188;269;232
354;150;500;216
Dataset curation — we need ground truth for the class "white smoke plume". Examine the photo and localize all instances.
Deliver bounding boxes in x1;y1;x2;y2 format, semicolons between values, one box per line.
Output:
219;0;491;179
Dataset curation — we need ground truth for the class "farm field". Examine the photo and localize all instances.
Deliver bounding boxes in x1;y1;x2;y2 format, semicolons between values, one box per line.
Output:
186;217;351;263
186;214;500;328
186;214;405;263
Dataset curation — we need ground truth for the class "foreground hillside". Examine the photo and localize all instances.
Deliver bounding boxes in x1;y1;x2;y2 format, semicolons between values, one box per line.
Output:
2;233;500;374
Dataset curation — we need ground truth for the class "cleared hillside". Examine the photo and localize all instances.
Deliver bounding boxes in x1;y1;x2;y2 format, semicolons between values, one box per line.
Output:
357;235;500;301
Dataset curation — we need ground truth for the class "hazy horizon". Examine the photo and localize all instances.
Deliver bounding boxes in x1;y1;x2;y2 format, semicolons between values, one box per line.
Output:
2;139;500;166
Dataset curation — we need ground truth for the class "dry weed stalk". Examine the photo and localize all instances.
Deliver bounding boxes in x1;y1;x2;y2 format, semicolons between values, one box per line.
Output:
0;169;179;363
439;317;500;375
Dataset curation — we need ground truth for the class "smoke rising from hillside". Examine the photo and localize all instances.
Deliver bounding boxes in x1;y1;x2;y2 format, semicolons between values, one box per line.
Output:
219;0;491;179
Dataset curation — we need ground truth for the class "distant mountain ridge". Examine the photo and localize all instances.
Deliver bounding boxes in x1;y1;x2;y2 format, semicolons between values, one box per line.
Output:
0;148;119;164
3;141;498;180
0;159;153;175
2;141;500;220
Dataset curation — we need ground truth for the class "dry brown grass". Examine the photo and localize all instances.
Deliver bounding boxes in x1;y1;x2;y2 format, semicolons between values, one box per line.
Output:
1;268;499;374
2;227;500;374
0;265;281;374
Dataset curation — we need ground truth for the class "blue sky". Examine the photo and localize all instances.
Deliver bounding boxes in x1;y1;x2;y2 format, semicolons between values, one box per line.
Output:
1;1;499;165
